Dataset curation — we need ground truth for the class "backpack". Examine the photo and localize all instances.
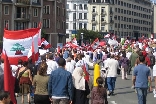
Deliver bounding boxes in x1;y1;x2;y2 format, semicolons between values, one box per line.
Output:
149;55;155;66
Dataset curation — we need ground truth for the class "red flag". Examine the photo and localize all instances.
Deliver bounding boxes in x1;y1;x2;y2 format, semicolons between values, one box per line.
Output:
31;38;39;63
4;51;16;104
41;38;51;49
82;65;89;82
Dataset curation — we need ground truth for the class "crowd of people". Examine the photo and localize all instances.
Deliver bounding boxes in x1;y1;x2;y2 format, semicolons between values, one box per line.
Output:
0;41;156;104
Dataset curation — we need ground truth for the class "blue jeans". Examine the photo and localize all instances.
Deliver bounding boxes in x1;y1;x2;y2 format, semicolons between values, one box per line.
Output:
107;77;116;92
136;88;147;104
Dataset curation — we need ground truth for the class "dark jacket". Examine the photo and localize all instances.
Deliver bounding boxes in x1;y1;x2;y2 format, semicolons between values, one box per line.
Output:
0;74;4;91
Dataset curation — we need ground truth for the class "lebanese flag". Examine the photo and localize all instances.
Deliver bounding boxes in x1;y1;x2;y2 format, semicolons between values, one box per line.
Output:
41;38;51;49
72;38;78;46
3;50;16;104
82;65;89;82
91;38;100;50
104;34;110;38
28;37;39;63
3;28;40;65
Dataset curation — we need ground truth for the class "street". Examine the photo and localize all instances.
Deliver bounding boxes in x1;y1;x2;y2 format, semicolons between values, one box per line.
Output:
16;74;156;104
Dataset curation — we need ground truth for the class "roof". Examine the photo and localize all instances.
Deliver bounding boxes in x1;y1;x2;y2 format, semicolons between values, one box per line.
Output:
88;0;112;3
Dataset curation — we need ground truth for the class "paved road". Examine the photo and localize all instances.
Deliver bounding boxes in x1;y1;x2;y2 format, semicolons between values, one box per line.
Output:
107;74;156;104
16;74;156;104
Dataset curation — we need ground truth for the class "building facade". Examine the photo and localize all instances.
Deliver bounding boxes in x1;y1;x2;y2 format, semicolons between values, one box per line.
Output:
152;3;156;37
88;0;152;39
0;0;43;39
0;0;66;47
43;0;66;47
66;0;88;41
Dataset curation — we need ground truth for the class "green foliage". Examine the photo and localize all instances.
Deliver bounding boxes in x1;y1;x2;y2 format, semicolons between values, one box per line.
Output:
10;43;25;51
76;29;103;42
41;29;46;38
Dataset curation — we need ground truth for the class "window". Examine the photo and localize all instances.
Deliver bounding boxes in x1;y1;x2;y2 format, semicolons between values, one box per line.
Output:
84;13;87;19
43;5;50;14
79;23;82;29
73;23;76;29
101;7;105;13
92;6;96;12
84;23;87;29
66;4;69;9
15;22;27;30
101;25;105;31
92;25;96;31
57;7;60;16
32;0;38;3
4;5;9;15
79;4;82;9
66;11;69;19
4;20;9;29
115;23;117;28
84;4;87;10
93;0;96;2
101;16;105;21
73;13;76;20
66;23;69;29
92;15;96;21
79;13;82;19
33;22;38;28
33;8;38;17
73;4;76;10
57;20;60;29
43;19;50;28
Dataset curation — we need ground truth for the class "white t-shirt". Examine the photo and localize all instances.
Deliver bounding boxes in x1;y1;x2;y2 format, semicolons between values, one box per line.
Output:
66;62;75;74
46;60;58;74
153;65;156;77
105;58;119;77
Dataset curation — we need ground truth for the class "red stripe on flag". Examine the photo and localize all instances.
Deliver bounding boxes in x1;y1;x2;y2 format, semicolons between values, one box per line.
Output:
4;28;40;39
4;51;17;104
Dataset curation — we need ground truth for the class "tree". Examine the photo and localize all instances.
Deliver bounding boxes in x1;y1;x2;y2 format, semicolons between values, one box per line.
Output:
10;43;25;55
41;29;46;38
76;29;103;43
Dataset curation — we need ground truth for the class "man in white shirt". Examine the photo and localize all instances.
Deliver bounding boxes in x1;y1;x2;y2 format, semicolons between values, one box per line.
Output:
46;54;58;75
105;54;119;96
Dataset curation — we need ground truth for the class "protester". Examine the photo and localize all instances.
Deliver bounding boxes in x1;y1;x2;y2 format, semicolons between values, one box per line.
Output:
46;53;58;75
105;54;119;96
48;58;73;104
33;61;50;104
133;56;151;104
120;52;129;80
153;62;156;97
17;61;32;104
91;77;108;104
0;91;11;104
72;67;90;104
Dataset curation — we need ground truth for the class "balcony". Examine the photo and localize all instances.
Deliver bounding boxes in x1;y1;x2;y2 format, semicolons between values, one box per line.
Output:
101;20;107;24
101;11;106;15
110;20;114;24
92;11;97;15
92;20;97;24
32;0;41;6
110;11;113;15
2;0;12;3
14;13;30;21
15;0;30;6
